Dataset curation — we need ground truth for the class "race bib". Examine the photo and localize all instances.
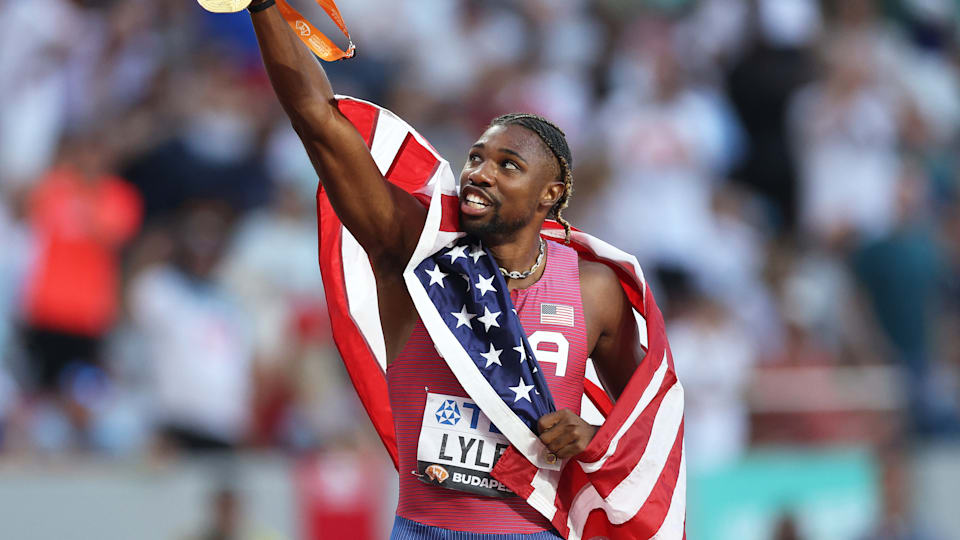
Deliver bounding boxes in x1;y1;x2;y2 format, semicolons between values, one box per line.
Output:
416;392;514;498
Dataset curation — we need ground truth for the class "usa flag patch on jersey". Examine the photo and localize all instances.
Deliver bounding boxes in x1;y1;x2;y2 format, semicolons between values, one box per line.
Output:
540;303;574;327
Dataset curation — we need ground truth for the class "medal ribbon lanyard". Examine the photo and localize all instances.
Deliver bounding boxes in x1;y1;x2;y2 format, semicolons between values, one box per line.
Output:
199;0;355;62
275;0;355;62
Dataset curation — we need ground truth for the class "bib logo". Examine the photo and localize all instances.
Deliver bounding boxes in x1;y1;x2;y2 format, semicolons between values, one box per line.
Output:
295;20;311;37
424;464;449;484
435;400;461;426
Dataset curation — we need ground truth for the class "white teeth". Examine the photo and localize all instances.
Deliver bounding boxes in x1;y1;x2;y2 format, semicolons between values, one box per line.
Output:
465;194;489;206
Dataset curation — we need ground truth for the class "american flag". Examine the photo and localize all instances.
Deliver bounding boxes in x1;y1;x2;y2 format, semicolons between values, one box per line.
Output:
412;237;556;433
541;303;576;327
316;96;686;539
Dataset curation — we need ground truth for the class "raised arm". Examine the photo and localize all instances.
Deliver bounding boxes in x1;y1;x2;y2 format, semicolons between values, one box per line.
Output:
249;1;425;269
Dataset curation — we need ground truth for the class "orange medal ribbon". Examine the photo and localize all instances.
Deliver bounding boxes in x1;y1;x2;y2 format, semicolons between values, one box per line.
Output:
275;0;356;62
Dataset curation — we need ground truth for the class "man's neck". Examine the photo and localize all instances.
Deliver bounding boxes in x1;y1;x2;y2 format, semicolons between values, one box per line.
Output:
485;231;547;289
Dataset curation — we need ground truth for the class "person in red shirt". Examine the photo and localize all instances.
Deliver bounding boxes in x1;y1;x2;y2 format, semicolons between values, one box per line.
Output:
22;133;142;395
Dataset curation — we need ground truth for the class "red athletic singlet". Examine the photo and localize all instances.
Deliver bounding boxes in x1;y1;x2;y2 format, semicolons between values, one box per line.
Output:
387;239;589;533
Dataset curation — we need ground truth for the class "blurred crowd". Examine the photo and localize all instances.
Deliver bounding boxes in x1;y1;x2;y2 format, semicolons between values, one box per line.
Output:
0;0;958;522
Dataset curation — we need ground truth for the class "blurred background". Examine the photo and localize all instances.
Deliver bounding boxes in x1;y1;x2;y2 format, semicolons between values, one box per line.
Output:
0;0;958;538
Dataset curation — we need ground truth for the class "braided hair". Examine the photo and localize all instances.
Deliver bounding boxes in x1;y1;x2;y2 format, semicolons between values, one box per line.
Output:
490;113;574;242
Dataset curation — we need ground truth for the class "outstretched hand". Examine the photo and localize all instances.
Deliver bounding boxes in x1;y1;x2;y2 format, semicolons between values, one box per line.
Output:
537;409;598;461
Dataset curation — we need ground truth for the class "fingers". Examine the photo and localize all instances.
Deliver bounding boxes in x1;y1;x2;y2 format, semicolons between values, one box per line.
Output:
544;430;580;458
537;409;596;459
537;410;564;434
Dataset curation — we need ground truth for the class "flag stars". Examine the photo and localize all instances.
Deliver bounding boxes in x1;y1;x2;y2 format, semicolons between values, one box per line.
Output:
425;264;448;288
450;305;476;328
513;344;526;363
469;244;485;263
446;245;468;263
475;274;497;297
509;377;536;403
480;343;503;368
477;306;501;332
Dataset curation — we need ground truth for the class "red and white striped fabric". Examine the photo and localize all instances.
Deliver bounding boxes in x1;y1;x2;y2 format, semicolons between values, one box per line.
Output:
316;96;685;540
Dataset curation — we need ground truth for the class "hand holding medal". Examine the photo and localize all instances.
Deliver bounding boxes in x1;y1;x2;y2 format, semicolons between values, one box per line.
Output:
197;0;356;62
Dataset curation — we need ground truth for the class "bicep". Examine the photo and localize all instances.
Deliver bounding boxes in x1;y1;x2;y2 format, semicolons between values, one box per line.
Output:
294;102;426;267
585;267;645;401
591;308;645;400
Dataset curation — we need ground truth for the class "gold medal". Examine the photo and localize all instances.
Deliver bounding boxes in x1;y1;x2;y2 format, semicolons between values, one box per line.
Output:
197;0;252;13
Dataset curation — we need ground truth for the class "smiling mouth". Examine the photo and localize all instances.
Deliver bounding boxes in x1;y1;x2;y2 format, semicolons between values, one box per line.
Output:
463;192;492;210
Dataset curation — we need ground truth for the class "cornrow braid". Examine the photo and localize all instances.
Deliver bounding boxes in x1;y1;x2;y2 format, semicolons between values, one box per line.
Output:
490;113;574;243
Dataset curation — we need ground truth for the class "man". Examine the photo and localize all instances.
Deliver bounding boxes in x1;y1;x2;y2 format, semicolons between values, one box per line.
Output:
247;1;649;537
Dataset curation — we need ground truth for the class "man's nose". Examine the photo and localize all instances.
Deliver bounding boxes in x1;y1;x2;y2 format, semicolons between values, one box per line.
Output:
467;161;495;187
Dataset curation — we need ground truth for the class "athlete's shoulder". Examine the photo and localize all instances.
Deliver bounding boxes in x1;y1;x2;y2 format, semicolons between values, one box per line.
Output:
577;256;622;301
576;255;626;349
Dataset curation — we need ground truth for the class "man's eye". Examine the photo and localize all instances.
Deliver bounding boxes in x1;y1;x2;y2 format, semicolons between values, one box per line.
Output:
503;160;519;170
468;154;481;163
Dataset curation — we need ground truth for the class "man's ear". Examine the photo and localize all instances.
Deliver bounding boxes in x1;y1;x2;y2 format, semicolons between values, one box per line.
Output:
541;181;565;210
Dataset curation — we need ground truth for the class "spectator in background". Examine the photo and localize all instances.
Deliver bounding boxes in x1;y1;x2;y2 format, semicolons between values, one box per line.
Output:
0;0;77;190
194;487;242;540
726;0;819;231
221;173;329;447
858;443;942;540
587;23;738;275
19;133;141;442
0;197;27;447
122;60;272;223
130;201;253;453
0;196;30;370
788;33;904;248
664;272;757;473
771;514;804;540
853;169;960;436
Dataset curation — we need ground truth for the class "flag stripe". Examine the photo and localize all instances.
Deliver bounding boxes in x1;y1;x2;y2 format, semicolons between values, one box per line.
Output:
635;428;685;536
337;98;379;147
578;352;669;474
572;433;684;539
605;383;684;519
651;442;686;540
316;190;398;468
585;372;679;498
342;226;387;369
574;328;664;464
582;378;613;418
385;132;442;192
563;381;682;527
369;111;410;174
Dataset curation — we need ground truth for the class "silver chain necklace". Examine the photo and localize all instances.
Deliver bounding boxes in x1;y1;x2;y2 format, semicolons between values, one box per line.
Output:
499;238;545;280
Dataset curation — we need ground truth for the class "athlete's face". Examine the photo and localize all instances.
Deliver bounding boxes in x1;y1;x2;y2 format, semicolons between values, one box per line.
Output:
458;124;563;243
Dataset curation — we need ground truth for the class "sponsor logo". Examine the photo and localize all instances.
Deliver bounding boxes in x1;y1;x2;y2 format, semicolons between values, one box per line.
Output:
295;20;311;37
451;472;511;493
434;399;461;426
424;464;449;484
